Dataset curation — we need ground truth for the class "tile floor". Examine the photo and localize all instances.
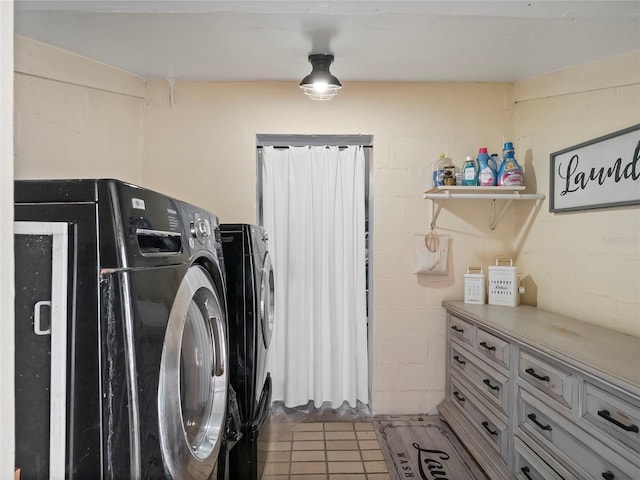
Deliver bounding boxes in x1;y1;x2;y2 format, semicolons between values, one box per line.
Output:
261;420;390;480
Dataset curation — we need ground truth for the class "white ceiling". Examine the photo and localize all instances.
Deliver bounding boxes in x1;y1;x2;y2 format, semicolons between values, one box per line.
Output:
13;1;640;83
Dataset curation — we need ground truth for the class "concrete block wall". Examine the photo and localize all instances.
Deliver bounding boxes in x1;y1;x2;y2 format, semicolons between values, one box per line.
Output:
12;36;640;414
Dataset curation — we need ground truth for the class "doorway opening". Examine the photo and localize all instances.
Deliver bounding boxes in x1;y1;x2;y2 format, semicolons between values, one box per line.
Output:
256;135;373;418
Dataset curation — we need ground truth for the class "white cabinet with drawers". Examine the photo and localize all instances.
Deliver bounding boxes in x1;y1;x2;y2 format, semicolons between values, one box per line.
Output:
438;301;640;480
581;381;640;454
519;350;573;409
450;342;509;414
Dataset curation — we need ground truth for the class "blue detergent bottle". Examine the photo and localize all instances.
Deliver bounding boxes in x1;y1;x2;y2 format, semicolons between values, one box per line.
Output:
432;153;447;187
497;142;523;186
477;147;497;186
461;155;478;186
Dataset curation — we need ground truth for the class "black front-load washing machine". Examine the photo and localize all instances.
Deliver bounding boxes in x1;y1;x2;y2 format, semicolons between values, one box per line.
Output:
14;179;229;479
220;224;274;480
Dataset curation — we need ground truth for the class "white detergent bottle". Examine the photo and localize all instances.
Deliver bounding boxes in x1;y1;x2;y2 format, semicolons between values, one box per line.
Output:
432;153;447;187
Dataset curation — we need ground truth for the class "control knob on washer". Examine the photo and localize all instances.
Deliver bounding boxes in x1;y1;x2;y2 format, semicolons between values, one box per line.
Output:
190;213;211;242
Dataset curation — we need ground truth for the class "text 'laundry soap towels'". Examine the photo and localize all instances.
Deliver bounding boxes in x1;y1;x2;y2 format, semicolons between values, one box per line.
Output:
414;232;449;276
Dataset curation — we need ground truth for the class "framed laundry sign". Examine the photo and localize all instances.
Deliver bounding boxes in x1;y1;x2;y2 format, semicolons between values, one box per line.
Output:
549;123;640;212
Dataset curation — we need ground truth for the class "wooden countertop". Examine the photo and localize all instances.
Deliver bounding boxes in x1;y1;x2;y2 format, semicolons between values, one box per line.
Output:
443;301;640;397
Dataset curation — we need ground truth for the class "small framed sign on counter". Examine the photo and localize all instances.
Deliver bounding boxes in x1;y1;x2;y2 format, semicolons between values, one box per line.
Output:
550;123;640;212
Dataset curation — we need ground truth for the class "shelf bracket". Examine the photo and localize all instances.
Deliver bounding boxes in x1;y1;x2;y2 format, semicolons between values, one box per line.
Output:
430;200;443;230
490;198;514;230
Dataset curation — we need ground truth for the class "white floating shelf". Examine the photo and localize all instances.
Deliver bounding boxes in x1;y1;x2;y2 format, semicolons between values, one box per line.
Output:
423;186;546;230
423;185;544;201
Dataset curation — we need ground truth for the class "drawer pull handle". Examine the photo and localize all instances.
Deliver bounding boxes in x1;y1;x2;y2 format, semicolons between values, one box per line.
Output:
520;466;534;480
525;368;550;382
453;391;465;403
481;421;498;436
602;472;615;480
479;341;496;351
483;379;500;391
528;413;552;431
597;409;639;433
451;325;464;333
453;355;466;366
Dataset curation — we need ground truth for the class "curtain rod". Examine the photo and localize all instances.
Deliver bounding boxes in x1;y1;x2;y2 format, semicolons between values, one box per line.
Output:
257;145;373;149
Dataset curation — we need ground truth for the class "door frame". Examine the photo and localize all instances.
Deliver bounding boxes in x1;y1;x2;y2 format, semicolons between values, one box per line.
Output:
254;134;375;410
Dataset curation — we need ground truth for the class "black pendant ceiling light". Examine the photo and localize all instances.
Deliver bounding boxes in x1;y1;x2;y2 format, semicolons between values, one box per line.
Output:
299;53;342;101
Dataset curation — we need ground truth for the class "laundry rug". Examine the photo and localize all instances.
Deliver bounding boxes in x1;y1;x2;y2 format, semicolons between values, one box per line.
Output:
374;416;488;480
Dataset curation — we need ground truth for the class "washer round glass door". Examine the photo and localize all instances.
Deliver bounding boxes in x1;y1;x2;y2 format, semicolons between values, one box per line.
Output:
158;265;227;479
260;251;275;348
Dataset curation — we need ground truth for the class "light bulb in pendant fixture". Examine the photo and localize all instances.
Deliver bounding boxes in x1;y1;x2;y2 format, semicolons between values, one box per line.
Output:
299;53;342;100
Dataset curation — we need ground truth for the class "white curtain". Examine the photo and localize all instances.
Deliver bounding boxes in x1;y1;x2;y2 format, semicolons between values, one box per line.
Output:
262;145;369;408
